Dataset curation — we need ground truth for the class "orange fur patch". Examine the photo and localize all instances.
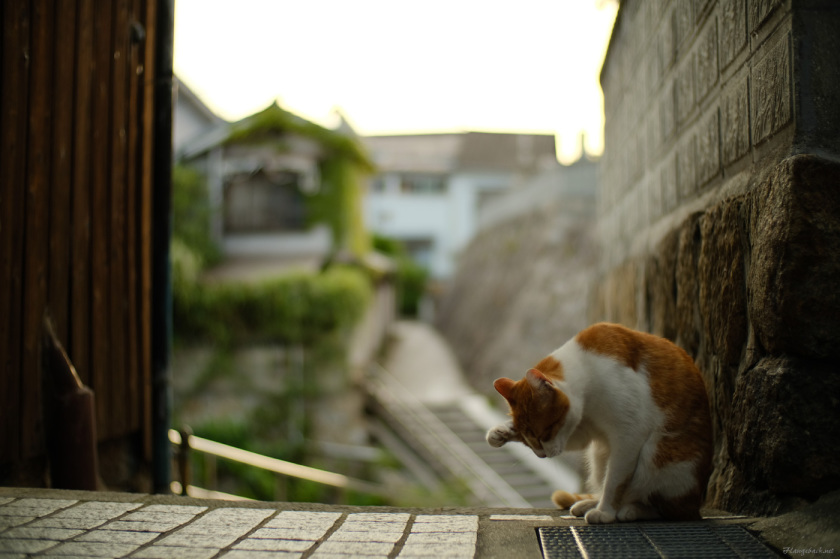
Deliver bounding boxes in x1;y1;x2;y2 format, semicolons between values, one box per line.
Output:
533;355;564;381
576;323;713;501
498;374;570;450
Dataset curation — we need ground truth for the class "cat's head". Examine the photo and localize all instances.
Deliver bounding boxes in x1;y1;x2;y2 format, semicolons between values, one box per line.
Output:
494;368;570;458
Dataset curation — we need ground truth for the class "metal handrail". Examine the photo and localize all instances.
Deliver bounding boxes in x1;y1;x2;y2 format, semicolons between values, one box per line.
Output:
168;429;389;500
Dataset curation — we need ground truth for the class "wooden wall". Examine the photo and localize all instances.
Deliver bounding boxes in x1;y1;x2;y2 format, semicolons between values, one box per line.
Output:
0;0;165;484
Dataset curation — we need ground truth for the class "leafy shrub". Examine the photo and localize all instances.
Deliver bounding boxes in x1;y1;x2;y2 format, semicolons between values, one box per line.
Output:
174;266;372;346
372;234;429;316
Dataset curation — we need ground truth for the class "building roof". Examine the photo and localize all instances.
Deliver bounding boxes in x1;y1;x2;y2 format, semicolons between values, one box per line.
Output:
363;131;558;175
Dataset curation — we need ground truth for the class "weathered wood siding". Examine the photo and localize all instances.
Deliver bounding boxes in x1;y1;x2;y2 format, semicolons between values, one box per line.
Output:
1;0;162;476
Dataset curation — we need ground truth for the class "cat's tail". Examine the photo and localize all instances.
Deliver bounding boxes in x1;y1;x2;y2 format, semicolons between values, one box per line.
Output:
551;490;595;509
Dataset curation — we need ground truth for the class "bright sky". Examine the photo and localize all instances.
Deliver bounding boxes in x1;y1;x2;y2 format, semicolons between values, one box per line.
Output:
173;0;618;164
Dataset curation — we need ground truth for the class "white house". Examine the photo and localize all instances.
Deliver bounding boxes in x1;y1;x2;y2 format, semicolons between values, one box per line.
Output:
363;132;559;278
173;77;227;158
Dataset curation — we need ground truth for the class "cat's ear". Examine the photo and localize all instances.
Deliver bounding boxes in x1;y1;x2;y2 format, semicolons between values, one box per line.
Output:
494;378;516;401
526;368;553;391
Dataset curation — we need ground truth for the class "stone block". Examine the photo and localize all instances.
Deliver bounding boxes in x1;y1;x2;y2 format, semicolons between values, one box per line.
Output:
646;106;662;164
675;0;695;48
746;155;840;360
698;200;747;367
660;153;679;213
676;53;697;124
658;7;676;72
674;213;703;356
645;228;679;341
749;0;784;34
696;18;719;103
751;34;791;145
677;134;697;200
721;75;751;165
660;84;676;143
720;0;747;69
696;107;721;187
728;356;840;513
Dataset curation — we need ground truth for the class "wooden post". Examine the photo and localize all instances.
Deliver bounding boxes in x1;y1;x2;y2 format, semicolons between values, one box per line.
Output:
177;427;192;496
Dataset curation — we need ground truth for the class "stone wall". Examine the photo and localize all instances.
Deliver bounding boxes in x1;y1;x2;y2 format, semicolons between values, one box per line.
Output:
597;0;840;515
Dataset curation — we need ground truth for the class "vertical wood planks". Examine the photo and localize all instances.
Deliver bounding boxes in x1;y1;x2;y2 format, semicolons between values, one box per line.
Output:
22;0;55;458
0;0;31;463
1;0;161;471
71;0;94;387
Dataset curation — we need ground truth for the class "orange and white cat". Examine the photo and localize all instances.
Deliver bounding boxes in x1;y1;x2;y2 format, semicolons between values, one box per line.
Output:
487;323;712;524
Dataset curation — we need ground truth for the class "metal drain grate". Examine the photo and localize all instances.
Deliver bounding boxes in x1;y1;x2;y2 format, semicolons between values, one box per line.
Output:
537;524;780;559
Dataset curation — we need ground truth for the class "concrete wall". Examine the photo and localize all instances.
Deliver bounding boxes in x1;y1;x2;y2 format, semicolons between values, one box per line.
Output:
596;0;840;515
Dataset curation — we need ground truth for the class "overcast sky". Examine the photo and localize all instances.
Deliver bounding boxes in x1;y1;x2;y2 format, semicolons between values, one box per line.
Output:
173;0;618;163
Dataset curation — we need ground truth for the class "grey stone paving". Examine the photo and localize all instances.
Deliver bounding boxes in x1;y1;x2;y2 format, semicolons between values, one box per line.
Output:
0;488;804;558
0;495;483;559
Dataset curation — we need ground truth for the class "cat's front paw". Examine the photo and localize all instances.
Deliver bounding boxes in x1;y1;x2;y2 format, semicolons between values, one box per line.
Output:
584;508;617;524
486;422;518;447
569;499;599;517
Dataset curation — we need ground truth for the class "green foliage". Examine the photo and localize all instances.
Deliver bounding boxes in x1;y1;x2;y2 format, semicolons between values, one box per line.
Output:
224;102;374;172
372;234;429;316
221;103;374;258
171;164;221;268
174;267;372;346
311;156;371;258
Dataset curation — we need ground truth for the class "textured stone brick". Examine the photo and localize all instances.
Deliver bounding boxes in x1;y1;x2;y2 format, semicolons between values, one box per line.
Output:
28;516;108;530
221;551;299;559
1;526;84;540
51;501;141;519
722;75;751;164
646;169;660;222
75;529;159;545
660;84;676;143
697;108;721;186
263;511;341;530
661;155;679;213
328;528;403;543
0;538;57;553
140;504;208;515
121;511;198;524
675;0;695;47
720;0;748;69
647;106;662;164
234;538;314;552
155;531;242;548
101;520;186;532
133;546;222;559
413;515;478;532
676;54;696;124
696;18;719;103
42;541;140;556
0;515;34;529
749;0;784;33
404;532;477;545
398;542;476;558
752;36;791;145
312;541;393;555
677;134;697;199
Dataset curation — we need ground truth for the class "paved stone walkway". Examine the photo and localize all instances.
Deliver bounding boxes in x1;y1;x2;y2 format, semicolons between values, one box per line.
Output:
0;490;549;559
0;488;802;559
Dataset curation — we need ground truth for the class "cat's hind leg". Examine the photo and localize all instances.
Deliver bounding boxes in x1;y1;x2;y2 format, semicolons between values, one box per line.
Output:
617;502;659;522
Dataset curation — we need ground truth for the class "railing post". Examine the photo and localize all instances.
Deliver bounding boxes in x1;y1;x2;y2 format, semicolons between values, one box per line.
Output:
177;426;192;496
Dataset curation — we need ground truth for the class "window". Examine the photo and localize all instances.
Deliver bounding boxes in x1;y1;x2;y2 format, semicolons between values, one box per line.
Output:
399;174;446;194
223;170;306;233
